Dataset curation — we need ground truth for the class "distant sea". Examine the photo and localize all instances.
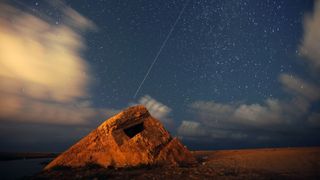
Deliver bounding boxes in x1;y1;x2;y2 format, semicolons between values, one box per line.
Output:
0;158;52;179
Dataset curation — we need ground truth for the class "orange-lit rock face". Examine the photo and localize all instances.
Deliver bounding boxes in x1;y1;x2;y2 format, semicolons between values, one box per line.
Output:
44;105;195;169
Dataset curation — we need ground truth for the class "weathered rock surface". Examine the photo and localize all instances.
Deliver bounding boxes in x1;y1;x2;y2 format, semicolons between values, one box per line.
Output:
45;105;195;170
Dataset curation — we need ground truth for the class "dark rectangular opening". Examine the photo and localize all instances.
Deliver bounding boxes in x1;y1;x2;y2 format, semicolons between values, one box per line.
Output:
123;122;144;138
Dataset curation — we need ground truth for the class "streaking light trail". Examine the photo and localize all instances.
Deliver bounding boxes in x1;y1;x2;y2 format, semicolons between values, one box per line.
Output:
133;0;190;99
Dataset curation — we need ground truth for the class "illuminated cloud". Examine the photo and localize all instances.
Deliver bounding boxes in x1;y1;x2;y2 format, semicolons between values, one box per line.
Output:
190;100;234;122
128;95;174;131
279;74;320;101
190;99;289;127
137;95;172;123
177;121;206;137
233;99;283;126
181;96;312;140
0;2;113;125
299;0;320;72
177;120;248;140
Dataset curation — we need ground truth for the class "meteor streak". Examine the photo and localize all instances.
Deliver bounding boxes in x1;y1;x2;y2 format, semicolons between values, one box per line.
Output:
133;0;190;99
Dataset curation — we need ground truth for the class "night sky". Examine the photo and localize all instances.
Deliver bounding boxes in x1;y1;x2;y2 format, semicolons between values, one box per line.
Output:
0;0;319;152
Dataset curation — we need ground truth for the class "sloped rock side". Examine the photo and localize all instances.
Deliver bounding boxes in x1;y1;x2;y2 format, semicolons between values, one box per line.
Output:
45;105;195;170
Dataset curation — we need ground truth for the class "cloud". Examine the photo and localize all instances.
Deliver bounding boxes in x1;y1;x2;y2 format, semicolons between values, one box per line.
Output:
0;2;115;125
279;74;320;101
179;95;315;141
190;99;292;128
181;72;320;140
299;0;320;72
177;121;207;137
176;101;256;140
177;120;248;141
130;95;175;131
190;101;234;122
233;99;284;126
137;95;172;122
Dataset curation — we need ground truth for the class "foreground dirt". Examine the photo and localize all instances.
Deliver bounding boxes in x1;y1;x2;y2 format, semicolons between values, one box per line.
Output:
31;147;320;180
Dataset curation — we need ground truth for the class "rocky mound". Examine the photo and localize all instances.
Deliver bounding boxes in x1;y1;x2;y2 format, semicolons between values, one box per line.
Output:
44;105;196;170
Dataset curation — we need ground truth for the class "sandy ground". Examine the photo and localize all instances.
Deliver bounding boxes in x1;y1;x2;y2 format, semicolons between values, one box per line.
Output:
31;147;320;179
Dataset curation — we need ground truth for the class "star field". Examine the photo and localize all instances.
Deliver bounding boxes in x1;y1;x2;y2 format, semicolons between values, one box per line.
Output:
1;0;319;151
69;0;309;106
